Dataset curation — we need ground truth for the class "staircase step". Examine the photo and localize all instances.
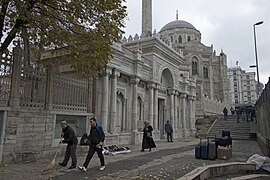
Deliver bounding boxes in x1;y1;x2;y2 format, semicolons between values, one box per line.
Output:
207;116;252;140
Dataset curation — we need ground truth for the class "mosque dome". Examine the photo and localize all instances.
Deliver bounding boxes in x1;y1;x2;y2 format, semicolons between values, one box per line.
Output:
160;20;196;33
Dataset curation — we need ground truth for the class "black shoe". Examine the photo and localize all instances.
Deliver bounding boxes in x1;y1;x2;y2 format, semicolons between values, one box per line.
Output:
171;141;173;142
68;165;76;169
149;149;151;152
140;149;144;152
58;162;67;167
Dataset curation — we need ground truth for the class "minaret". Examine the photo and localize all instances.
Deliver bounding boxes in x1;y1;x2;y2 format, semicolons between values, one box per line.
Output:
142;0;152;37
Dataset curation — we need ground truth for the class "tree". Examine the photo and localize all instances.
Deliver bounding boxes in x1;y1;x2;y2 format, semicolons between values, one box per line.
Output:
0;0;127;76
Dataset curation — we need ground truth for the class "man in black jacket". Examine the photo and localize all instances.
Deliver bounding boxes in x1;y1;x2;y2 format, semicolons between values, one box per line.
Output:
58;120;78;169
78;118;105;172
165;120;173;142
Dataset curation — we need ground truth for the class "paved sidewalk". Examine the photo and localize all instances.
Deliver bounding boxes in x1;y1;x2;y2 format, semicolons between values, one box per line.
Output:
0;137;263;180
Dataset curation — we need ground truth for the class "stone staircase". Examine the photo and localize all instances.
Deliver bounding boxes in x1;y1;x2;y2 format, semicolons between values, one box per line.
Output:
207;115;253;140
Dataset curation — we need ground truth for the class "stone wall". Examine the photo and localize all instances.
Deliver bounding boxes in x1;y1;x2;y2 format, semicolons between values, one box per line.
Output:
255;77;270;155
2;110;54;163
196;97;229;118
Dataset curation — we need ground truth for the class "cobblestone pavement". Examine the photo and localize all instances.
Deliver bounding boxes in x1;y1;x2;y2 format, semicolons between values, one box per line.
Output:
0;137;263;180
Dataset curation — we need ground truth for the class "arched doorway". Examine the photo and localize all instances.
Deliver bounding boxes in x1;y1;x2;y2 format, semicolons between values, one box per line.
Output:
158;68;174;139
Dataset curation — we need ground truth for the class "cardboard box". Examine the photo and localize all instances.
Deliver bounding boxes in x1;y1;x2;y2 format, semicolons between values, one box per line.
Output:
217;146;232;160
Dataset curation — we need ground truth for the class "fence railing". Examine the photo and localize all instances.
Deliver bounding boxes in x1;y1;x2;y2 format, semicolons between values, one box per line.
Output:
0;53;12;106
0;45;89;112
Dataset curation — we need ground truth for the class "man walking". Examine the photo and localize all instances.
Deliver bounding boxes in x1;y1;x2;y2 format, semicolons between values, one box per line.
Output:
58;120;78;169
165;120;173;142
223;107;228;121
78;118;105;172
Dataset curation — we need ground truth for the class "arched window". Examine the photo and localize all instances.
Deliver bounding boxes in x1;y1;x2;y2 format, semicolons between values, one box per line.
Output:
170;36;173;43
192;61;198;75
192;57;199;75
188;36;191;41
137;97;143;121
203;67;209;78
178;36;182;43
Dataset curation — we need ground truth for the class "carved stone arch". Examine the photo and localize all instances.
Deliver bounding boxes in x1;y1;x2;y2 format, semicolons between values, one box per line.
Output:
116;90;126;132
203;65;209;79
158;66;175;89
191;56;200;76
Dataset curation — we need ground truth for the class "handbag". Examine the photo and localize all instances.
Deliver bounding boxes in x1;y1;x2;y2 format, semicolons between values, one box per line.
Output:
146;132;152;138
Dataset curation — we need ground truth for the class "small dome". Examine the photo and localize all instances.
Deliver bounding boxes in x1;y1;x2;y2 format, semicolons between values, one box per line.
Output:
160;20;196;32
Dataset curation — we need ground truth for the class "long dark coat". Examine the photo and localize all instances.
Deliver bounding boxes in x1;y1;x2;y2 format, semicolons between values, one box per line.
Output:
142;125;156;149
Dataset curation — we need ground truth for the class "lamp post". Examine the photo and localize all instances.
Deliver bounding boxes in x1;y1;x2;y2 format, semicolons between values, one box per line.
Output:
253;21;263;96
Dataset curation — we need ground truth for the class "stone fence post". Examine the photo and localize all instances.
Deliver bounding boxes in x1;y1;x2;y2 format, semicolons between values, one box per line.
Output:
9;45;23;109
45;65;54;110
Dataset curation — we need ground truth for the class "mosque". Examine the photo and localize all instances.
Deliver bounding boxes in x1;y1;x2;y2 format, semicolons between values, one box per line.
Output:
91;0;229;144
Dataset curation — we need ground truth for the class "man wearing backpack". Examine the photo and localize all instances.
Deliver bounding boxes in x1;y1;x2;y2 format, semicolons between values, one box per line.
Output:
78;118;105;172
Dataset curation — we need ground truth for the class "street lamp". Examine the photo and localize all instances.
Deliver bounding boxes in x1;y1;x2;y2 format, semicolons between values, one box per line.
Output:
253;21;263;96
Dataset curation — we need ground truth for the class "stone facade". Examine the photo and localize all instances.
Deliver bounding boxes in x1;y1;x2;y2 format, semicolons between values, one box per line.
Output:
93;36;197;145
158;16;230;117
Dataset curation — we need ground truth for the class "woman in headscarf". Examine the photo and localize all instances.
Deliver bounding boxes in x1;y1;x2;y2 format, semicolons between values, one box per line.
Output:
141;121;156;152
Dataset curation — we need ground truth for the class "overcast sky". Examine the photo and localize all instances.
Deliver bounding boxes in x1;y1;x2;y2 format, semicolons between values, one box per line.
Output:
123;0;270;85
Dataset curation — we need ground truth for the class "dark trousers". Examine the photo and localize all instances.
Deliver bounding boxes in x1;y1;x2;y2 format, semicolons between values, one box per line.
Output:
224;114;227;121
83;145;105;168
167;133;173;142
62;143;77;166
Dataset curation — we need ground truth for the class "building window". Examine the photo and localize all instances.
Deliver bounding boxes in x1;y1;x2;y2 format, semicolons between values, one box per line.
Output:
247;91;251;95
247;81;250;85
188;36;191;41
247;86;250;90
192;61;198;75
178;36;182;43
246;75;250;79
203;67;208;78
234;89;237;92
233;71;236;75
248;97;251;101
235;99;238;104
234;82;237;87
170;36;173;43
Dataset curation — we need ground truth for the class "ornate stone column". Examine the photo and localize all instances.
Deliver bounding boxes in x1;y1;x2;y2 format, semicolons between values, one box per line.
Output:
174;91;178;130
148;83;154;126
131;78;140;131
101;72;109;133
122;99;127;132
109;69;118;134
131;78;140;145
191;96;197;135
153;85;158;130
169;89;175;128
180;93;187;137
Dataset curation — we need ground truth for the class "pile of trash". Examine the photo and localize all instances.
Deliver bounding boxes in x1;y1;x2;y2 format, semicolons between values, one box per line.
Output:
102;145;131;156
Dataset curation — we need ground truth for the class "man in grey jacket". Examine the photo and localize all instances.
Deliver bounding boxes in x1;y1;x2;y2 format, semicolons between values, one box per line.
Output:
165;120;173;142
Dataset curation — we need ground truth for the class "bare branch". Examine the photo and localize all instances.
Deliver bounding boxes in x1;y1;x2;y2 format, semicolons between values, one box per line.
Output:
0;1;10;40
